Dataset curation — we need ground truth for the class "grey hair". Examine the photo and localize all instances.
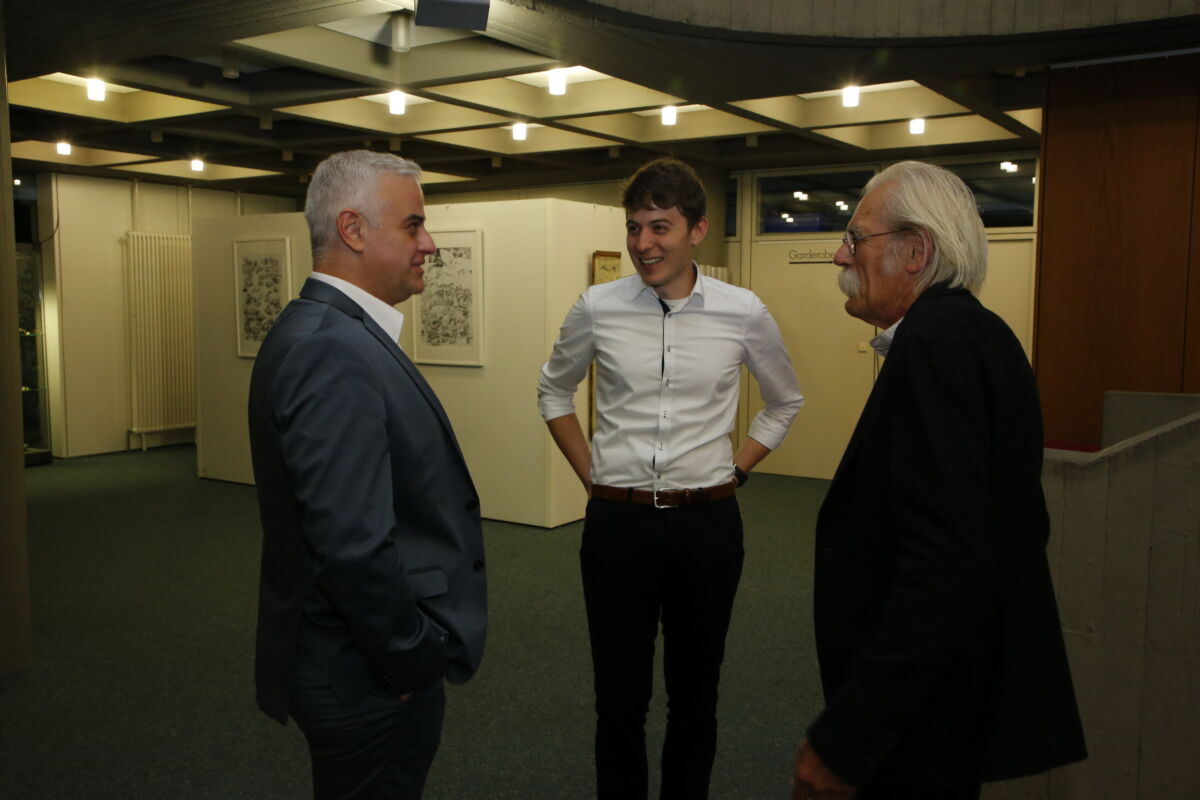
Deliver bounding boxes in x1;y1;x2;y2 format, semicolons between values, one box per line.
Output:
305;150;423;259
863;160;987;294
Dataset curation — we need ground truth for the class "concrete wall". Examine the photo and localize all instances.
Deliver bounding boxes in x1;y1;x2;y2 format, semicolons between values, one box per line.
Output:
1102;391;1200;448
984;408;1200;798
587;0;1196;36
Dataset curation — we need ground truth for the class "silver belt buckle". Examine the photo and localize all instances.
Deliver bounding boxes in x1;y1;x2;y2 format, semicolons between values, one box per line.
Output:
653;489;670;509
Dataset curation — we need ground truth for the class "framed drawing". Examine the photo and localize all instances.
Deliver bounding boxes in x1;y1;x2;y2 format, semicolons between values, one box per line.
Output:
586;251;623;435
591;250;622;284
414;229;484;366
234;237;291;358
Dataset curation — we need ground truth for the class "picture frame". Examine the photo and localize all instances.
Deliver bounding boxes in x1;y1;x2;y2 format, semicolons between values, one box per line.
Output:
591;250;622;284
587;250;623;436
413;229;484;367
234;237;291;358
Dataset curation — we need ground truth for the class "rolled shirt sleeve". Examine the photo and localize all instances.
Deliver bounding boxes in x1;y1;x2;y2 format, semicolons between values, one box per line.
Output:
538;292;596;422
744;297;804;450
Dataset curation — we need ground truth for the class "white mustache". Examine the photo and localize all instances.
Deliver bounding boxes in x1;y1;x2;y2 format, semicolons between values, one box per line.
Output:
838;268;861;298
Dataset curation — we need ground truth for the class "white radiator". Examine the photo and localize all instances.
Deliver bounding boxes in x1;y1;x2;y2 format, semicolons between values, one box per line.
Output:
124;231;195;443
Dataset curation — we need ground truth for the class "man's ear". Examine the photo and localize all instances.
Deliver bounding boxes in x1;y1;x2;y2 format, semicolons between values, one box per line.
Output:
901;229;932;276
689;215;709;246
336;209;368;253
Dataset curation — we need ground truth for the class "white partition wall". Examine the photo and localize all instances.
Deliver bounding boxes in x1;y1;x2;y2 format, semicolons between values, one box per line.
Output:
193;198;628;528
192;213;312;485
34;172;296;458
408;199;628;527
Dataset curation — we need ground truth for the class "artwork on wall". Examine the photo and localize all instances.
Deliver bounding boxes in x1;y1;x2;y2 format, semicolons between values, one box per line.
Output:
234;237;291;358
414;229;484;366
591;250;622;284
587;250;623;436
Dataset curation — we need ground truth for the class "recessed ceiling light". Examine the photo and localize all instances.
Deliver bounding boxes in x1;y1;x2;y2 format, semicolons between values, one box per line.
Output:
661;105;677;125
13;179;20;186
909;118;925;135
793;191;808;200
191;159;204;171
512;122;527;141
548;68;566;96
388;91;406;115
86;78;105;101
842;86;860;107
56;142;71;156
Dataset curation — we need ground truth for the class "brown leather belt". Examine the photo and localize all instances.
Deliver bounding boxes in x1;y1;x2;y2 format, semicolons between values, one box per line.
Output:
591;481;736;509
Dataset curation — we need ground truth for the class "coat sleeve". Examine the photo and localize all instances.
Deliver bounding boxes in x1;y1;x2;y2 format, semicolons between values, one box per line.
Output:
806;321;996;784
272;331;450;692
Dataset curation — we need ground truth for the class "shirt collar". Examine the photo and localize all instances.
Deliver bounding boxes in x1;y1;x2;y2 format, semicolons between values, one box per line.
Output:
870;317;903;356
629;261;706;308
310;271;406;343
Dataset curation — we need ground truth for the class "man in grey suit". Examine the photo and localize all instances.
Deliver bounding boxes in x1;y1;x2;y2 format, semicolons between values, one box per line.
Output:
248;150;487;800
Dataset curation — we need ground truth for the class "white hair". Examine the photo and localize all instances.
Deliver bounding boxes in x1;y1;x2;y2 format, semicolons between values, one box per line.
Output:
863;160;988;293
304;150;423;259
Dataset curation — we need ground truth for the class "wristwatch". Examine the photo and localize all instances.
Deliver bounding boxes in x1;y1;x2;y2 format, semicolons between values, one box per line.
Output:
733;465;749;487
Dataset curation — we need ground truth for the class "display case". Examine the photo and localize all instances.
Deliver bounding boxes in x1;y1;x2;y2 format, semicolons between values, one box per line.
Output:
16;244;51;465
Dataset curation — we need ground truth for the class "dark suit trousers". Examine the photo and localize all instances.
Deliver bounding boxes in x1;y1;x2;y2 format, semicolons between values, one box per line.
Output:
289;657;445;800
580;496;744;800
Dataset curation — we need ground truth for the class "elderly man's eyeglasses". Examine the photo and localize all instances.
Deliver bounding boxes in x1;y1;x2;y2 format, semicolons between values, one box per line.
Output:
841;229;908;256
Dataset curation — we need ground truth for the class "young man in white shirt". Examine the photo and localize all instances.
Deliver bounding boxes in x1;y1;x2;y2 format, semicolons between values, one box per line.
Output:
538;157;803;799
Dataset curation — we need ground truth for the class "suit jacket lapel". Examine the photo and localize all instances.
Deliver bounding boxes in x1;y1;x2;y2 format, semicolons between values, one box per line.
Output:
298;278;472;469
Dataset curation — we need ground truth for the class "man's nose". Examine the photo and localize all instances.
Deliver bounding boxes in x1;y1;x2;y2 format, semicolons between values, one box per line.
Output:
832;240;852;267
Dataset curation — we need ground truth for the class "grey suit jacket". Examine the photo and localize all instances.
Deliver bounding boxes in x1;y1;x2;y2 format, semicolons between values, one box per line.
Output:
248;277;487;723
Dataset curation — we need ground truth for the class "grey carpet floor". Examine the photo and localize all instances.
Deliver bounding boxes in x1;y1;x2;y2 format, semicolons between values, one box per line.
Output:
1;445;828;799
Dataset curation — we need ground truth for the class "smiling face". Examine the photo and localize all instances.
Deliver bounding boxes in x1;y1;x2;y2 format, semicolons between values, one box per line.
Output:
359;174;437;305
625;204;708;299
833;183;924;328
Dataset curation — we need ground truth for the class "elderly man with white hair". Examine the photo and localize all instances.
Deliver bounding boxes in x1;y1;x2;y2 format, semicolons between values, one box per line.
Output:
791;161;1086;800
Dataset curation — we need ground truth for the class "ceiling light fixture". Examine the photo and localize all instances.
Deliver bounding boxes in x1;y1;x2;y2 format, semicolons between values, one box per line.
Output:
56;142;71;156
1001;161;1019;172
388;91;406;115
548;69;567;96
513;122;528;141
793;191;808;200
909;118;925;134
191;159;204;172
13;179;20;186
86;78;105;102
661;105;677;125
842;86;860;107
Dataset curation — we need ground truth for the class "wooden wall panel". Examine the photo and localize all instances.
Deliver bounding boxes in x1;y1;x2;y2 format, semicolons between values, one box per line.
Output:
1187;114;1200;394
1036;55;1200;450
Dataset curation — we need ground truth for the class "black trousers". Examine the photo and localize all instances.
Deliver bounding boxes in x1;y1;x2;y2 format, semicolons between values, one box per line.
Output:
580;496;744;800
289;657;445;800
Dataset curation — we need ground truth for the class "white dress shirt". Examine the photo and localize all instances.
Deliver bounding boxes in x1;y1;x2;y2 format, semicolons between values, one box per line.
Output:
538;269;803;490
870;318;903;356
310;271;406;344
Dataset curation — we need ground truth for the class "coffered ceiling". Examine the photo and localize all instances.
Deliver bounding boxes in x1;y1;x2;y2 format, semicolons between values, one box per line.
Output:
6;0;1200;198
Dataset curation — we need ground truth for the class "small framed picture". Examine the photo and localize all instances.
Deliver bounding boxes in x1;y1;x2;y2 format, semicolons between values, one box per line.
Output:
591;250;622;285
234;237;291;358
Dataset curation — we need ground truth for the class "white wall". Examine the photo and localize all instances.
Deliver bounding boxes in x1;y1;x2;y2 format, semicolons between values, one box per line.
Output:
193;213;312;484
35;173;297;458
409;199;628;527
193;198;627;528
